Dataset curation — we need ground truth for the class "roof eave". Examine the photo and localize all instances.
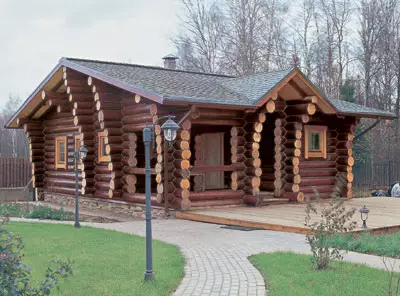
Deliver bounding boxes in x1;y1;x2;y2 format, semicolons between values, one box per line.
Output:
6;58;166;128
5;61;64;128
338;111;396;120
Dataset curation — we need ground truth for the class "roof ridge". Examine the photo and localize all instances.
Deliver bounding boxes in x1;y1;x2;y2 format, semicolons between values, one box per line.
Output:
63;57;235;78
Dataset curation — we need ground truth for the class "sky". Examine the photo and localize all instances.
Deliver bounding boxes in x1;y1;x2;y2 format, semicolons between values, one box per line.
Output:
0;0;181;108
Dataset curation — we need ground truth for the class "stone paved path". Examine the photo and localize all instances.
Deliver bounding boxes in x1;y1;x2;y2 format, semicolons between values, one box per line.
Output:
12;218;399;296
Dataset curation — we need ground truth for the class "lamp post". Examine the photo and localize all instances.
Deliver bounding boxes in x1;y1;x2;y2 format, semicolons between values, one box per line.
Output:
359;205;369;230
143;116;180;281
74;144;88;228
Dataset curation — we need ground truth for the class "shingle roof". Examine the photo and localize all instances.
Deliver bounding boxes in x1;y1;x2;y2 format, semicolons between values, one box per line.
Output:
329;99;394;117
64;57;395;118
65;58;253;106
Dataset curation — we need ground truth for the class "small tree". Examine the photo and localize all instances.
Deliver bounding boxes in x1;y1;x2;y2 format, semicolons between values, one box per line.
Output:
0;218;72;295
304;189;356;270
383;256;400;296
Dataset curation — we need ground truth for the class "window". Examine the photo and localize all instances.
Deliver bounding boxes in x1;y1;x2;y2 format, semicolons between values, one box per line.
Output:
304;125;327;159
98;131;108;162
55;136;67;169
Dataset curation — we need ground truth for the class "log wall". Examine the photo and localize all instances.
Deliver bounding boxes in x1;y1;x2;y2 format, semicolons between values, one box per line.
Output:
42;109;80;195
22;69;362;210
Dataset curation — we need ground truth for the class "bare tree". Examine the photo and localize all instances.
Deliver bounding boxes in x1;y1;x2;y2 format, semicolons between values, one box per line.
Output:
0;95;29;158
174;0;225;73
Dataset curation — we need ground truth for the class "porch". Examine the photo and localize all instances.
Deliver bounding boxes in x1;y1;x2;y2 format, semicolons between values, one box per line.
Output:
176;197;400;234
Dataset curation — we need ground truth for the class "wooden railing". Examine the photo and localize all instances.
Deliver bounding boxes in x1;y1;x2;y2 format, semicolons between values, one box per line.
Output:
0;157;31;187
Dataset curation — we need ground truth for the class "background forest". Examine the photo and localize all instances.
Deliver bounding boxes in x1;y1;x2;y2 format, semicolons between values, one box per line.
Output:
1;0;399;164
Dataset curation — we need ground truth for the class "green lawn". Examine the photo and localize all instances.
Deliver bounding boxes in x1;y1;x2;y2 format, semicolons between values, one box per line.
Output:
250;252;395;296
328;231;400;258
6;222;184;296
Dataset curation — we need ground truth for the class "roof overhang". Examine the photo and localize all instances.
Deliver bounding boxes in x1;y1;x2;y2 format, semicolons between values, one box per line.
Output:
7;59;395;129
6;58;165;128
255;68;337;114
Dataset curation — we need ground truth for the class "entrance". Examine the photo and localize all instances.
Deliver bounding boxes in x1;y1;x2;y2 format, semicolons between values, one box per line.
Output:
198;133;224;189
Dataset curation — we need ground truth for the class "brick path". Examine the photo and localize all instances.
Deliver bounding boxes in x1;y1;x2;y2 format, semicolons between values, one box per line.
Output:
11;218;399;296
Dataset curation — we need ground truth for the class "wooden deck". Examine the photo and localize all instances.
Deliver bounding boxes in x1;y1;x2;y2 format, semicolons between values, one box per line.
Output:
176;197;400;234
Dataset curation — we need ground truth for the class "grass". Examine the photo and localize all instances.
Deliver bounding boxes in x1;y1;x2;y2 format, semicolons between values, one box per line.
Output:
328;231;400;258
250;252;396;296
5;222;184;296
0;202;73;220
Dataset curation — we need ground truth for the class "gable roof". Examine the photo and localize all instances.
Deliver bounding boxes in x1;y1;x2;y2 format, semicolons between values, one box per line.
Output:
6;57;395;128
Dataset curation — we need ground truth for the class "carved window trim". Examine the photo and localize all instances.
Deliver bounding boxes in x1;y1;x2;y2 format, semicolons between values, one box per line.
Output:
55;136;67;169
304;125;327;159
98;131;108;162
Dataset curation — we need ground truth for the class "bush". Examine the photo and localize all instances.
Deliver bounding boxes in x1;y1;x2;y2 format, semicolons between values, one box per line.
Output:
304;189;356;270
24;205;73;221
0;203;24;217
0;203;74;221
0;218;73;295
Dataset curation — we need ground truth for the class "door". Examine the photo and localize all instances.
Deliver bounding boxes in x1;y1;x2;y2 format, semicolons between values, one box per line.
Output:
201;133;224;189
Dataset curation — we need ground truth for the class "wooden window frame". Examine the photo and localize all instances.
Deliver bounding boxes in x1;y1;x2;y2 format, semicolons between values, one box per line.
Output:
55;136;67;169
74;135;81;166
98;131;108;162
304;125;327;159
74;135;81;151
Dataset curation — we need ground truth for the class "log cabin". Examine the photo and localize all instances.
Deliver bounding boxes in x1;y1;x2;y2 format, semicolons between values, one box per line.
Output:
6;56;395;210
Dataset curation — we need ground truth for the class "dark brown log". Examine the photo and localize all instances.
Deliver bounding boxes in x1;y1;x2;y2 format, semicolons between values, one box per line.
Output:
286;115;310;123
285;174;301;184
192;118;243;126
189;190;243;201
300;177;335;186
285;103;316;115
284;192;304;202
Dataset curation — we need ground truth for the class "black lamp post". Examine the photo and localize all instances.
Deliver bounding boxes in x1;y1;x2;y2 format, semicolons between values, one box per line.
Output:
143;116;180;281
74;144;88;228
359;205;369;230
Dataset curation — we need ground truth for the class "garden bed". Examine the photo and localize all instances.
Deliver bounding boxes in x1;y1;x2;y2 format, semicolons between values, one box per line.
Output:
0;202;118;222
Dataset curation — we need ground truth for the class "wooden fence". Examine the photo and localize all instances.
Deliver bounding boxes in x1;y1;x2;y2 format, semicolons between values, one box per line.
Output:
0;157;31;187
353;160;400;197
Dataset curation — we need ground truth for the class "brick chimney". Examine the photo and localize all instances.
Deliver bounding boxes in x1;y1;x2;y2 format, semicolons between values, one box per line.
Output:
162;54;179;70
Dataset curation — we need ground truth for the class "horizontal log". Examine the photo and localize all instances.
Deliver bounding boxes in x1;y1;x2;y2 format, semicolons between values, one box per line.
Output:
300;177;335;186
300;185;335;194
189;190;243;201
123;167;156;175
286;115;310;124
191;165;235;173
285;103;316;115
300;161;336;168
192;118;242;126
122;103;158;116
284;192;304;202
120;193;158;206
300;168;337;177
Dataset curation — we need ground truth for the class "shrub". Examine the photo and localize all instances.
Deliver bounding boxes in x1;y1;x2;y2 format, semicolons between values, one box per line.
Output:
24;205;73;221
0;203;24;218
0;217;73;295
304;189;356;270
